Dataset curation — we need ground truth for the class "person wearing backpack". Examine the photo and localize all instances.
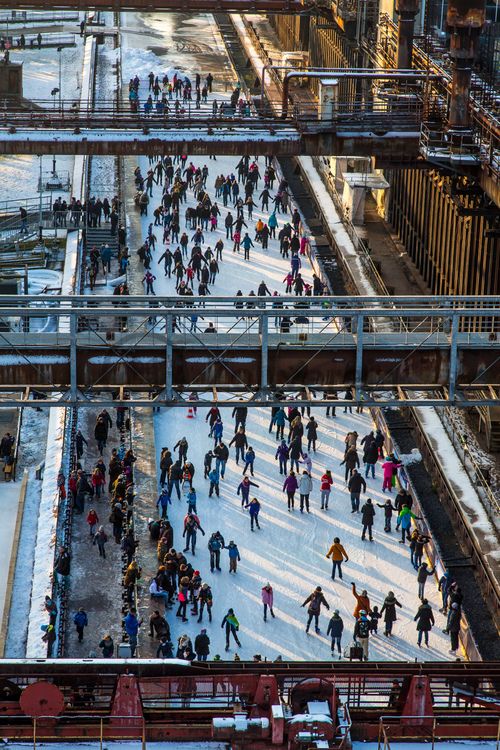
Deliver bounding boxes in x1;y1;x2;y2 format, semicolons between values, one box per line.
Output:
353;610;370;661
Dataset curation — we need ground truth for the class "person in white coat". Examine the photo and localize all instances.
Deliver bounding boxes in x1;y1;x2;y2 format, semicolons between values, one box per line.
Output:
299;471;313;513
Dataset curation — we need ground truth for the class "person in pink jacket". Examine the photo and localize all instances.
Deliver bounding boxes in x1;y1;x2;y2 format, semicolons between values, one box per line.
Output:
261;583;275;621
382;455;401;492
283;471;298;511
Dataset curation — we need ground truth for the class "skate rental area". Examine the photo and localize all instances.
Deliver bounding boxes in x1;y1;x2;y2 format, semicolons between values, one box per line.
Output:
0;0;498;746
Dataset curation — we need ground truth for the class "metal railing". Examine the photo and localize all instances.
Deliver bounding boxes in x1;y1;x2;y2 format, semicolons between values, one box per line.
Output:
374;15;500;183
378;715;500;750
0;93;441;132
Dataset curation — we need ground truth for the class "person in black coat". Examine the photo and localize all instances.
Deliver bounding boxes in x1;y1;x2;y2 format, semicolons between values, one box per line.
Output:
414;598;435;646
194;629;211;661
228;428;248;465
348;469;366;513
326;610;344;655
94;418;108;455
360;498;375;542
54;546;71;579
341;447;360;482
305;417;318;452
232;404;247;432
75;429;87;460
288;436;302;472
363;440;379;479
380;591;402;636
377;499;398;533
447;602;461;653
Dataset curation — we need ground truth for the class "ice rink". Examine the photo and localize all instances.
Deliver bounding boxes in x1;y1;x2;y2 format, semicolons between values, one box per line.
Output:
129;146;454;661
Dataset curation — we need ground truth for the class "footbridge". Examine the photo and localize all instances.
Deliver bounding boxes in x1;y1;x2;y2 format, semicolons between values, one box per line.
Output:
0;295;498;408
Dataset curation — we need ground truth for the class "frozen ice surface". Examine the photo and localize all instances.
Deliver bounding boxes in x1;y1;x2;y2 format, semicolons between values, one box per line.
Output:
135;143;452;661
154;401;451;662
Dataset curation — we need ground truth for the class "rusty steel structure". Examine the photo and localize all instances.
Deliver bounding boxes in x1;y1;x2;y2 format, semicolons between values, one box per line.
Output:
0;0;310;10
0;660;497;745
0;295;498;408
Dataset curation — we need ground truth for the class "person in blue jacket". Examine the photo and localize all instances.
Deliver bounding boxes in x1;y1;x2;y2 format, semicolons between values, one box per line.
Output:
213;418;224;448
244;497;261;531
243;446;256;476
73;608;88;643
227;541;241;573
156;488;171;520
124;607;142;657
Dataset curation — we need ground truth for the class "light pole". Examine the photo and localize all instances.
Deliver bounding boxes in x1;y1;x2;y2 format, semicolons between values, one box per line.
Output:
51;86;59;110
38;155;43;242
57;46;62;111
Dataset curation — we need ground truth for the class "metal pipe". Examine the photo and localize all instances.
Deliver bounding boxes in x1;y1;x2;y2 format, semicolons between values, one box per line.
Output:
281;70;442;118
259;64;391;106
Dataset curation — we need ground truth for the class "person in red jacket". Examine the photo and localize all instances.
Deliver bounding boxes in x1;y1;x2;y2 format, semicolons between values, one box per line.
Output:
86;508;99;537
320;470;333;510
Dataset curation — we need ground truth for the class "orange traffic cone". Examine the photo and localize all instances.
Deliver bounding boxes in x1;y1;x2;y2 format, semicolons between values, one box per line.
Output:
187;406;194;419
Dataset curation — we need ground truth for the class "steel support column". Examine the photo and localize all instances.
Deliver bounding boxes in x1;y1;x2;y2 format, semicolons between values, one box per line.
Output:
395;0;420;69
165;314;173;401
69;312;78;403
446;0;486;130
448;312;460;401
261;314;269;393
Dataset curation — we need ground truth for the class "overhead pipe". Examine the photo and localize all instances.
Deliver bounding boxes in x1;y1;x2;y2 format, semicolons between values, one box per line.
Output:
281;70;442;119
259;64;419;113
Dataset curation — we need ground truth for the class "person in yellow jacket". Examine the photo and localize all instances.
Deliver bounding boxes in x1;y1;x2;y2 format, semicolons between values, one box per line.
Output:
326;537;349;580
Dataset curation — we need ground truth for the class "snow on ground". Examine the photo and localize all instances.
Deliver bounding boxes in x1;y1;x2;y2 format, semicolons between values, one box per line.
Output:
0;39;84;203
0;481;24;632
414;407;499;575
25;407;66;657
126;137;454;660
4;407;49;657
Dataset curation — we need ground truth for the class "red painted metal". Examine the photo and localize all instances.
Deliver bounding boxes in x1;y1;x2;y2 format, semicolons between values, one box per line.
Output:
0;665;497;744
19;682;65;718
401;676;434;727
110;674;143;727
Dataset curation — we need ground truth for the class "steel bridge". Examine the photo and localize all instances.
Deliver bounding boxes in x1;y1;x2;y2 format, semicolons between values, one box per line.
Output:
0;295;498;408
0;85;436;162
0;660;498;745
0;0;309;9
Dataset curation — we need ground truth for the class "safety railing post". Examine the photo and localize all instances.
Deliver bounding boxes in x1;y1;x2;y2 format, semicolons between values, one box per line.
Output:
261;313;268;392
165;314;173;401
355;313;364;402
142;718;146;750
33;716;36;750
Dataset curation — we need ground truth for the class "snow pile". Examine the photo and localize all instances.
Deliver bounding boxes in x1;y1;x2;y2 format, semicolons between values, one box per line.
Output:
414;407;499;570
25;407;66;657
398;449;423;466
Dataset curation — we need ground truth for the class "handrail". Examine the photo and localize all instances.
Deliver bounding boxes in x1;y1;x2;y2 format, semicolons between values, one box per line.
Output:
408;405;500;626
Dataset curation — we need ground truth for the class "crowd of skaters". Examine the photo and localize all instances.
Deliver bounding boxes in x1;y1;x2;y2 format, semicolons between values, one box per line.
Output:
128;395;464;662
132;151;328;317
